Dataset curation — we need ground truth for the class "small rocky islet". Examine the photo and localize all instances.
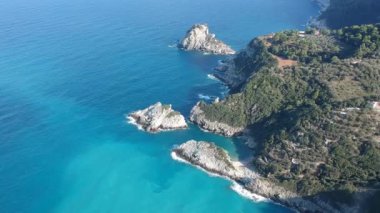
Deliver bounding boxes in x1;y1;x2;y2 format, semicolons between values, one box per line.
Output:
178;24;236;55
127;102;187;132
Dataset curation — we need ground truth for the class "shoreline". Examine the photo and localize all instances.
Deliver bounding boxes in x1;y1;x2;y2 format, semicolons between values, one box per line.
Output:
170;151;268;203
171;141;343;213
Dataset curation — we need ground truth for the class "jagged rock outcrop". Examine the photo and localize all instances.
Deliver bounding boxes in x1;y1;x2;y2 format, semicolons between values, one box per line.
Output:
172;140;347;213
127;102;187;132
178;24;236;55
190;102;244;137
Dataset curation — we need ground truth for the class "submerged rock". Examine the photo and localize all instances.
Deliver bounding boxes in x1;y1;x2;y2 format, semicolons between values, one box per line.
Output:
178;24;236;55
172;140;343;213
190;102;244;137
127;102;187;132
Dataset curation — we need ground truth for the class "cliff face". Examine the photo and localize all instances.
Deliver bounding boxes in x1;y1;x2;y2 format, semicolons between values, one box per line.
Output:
127;102;187;132
178;24;236;55
189;102;244;137
214;38;277;92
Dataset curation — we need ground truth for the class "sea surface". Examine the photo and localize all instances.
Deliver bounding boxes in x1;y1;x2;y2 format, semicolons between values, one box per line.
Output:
0;0;319;212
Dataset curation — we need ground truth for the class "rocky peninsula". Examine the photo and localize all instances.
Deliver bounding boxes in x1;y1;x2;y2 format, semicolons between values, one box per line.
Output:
127;102;187;132
190;102;244;137
178;24;236;55
172;140;352;213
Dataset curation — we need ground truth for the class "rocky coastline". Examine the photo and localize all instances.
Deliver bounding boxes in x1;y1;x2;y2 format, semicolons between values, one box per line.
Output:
213;57;248;90
172;140;350;213
178;24;236;55
127;102;187;132
189;102;244;137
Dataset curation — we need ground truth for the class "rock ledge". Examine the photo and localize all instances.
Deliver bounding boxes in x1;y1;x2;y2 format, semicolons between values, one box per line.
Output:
190;102;244;137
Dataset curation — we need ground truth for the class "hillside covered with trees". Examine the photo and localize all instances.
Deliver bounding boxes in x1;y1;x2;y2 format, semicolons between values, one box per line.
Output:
199;24;380;211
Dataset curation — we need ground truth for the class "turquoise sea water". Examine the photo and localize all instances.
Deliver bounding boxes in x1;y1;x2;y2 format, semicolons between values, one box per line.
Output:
0;0;319;212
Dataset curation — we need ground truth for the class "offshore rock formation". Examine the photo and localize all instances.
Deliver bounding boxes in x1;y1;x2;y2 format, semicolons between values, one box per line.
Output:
190;102;244;137
172;140;348;213
178;24;236;55
127;102;187;132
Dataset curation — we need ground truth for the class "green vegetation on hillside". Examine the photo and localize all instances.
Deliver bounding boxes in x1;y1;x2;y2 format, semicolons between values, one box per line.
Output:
335;23;380;57
269;30;341;63
201;24;380;208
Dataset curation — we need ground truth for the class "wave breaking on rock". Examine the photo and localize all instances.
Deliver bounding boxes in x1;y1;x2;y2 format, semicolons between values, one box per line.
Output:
127;102;187;132
171;140;340;213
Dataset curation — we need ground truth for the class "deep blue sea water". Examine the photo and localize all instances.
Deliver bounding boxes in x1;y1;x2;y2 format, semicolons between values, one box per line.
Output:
0;0;319;212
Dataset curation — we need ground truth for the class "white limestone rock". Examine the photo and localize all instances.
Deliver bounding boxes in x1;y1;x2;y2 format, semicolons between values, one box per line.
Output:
172;140;343;213
179;24;236;55
127;102;187;132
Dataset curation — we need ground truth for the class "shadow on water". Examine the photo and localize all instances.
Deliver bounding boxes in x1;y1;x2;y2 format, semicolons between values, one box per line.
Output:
231;136;255;161
177;50;223;72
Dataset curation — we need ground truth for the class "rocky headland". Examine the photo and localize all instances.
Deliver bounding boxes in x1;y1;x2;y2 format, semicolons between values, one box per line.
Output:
127;102;187;132
214;38;276;91
178;24;236;55
189;102;244;137
172;140;354;213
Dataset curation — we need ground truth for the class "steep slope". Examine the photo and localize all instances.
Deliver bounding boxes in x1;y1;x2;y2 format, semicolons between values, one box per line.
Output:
193;25;380;211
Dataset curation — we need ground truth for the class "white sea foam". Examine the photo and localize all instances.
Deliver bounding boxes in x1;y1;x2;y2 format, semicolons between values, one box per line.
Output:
217;60;226;65
231;182;268;202
126;115;143;130
171;151;223;178
198;94;212;100
207;74;219;81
